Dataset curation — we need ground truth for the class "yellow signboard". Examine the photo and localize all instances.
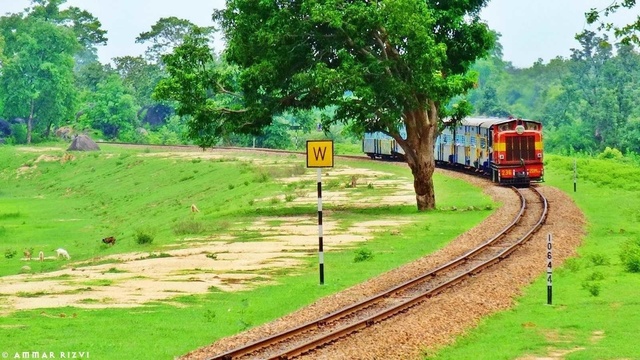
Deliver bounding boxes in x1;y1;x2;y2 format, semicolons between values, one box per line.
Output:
306;140;334;168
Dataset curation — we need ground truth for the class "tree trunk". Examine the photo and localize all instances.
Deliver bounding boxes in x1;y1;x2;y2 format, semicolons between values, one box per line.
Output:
44;121;52;139
27;100;35;144
397;103;439;211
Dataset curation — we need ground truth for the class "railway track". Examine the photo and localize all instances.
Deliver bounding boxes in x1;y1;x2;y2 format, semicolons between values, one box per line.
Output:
99;141;370;161
207;186;548;360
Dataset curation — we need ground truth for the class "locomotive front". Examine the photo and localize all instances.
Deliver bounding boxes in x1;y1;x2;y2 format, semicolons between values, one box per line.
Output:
490;118;544;186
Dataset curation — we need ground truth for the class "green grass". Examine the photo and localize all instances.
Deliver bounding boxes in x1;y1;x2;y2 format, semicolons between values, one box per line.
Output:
0;143;494;359
427;154;640;360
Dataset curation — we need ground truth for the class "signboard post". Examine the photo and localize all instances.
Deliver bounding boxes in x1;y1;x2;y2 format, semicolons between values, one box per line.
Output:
546;233;553;305
306;140;334;285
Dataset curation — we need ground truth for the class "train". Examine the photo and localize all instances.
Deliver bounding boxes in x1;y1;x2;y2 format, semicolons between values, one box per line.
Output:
363;117;544;186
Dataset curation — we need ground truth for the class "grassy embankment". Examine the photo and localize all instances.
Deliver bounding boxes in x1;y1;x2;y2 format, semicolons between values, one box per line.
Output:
429;154;640;359
0;143;494;360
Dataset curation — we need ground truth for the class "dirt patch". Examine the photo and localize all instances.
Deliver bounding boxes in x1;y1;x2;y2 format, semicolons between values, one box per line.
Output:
16;154;63;176
0;162;415;314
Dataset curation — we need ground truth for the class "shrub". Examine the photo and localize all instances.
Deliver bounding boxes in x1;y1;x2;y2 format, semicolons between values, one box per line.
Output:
585;271;605;281
620;237;640;273
173;221;206;235
581;281;601;297
204;309;216;322
4;248;17;259
145;252;171;259
135;231;154;245
598;147;623;160
254;171;270;183
587;253;610;266
563;257;582;272
354;248;373;262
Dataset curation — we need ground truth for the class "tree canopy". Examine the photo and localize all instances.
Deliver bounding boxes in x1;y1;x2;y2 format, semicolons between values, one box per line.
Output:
586;0;640;45
212;0;494;210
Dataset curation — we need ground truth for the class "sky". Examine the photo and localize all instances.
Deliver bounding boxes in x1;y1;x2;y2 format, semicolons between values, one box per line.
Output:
0;0;637;68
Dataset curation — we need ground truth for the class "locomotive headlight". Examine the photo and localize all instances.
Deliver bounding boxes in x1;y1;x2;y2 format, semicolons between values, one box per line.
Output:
515;125;525;134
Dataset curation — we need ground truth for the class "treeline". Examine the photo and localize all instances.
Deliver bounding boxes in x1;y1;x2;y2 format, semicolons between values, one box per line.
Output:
0;0;343;149
468;32;640;156
2;1;640;157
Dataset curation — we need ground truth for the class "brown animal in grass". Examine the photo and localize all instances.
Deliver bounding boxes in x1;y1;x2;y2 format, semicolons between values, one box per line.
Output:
39;251;44;262
23;249;32;261
102;236;116;246
191;204;200;213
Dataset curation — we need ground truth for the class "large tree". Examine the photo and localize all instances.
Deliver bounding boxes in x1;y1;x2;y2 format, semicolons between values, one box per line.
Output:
79;74;139;139
0;19;78;143
154;28;243;147
0;0;106;143
212;0;494;210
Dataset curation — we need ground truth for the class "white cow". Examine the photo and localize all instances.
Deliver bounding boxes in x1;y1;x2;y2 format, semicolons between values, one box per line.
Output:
56;248;71;260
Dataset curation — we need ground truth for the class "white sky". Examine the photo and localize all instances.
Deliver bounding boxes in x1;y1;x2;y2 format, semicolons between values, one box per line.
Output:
0;0;637;68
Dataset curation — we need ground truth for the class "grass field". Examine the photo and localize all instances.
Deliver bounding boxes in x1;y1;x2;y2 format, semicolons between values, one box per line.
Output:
0;143;495;359
428;154;640;359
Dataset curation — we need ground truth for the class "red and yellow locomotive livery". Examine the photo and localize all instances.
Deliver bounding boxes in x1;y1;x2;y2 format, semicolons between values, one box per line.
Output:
435;117;544;186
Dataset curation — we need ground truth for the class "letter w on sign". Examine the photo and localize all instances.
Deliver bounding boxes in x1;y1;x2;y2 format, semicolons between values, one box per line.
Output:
306;140;334;168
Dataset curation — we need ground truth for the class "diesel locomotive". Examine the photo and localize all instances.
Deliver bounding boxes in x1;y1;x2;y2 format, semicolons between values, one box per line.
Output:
363;116;544;186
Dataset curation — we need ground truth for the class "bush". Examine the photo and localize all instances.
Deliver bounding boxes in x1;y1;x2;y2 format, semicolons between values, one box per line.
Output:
563;257;582;272
620;237;640;273
135;231;154;245
4;248;17;259
354;248;373;262
598;147;624;160
582;281;601;297
587;253;610;266
173;221;207;235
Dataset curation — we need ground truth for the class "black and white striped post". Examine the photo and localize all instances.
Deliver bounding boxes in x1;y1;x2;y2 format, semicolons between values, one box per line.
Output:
546;233;553;305
306;140;334;285
317;168;324;284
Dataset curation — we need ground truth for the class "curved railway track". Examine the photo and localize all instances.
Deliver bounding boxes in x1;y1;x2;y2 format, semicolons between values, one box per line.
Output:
103;141;551;359
207;186;548;360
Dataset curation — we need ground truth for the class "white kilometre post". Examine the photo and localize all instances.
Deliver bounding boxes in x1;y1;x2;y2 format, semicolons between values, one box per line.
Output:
306;140;334;285
546;233;553;305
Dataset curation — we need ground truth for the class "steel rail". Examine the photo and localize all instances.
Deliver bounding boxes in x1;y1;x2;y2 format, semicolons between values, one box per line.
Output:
208;187;547;360
269;187;548;360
